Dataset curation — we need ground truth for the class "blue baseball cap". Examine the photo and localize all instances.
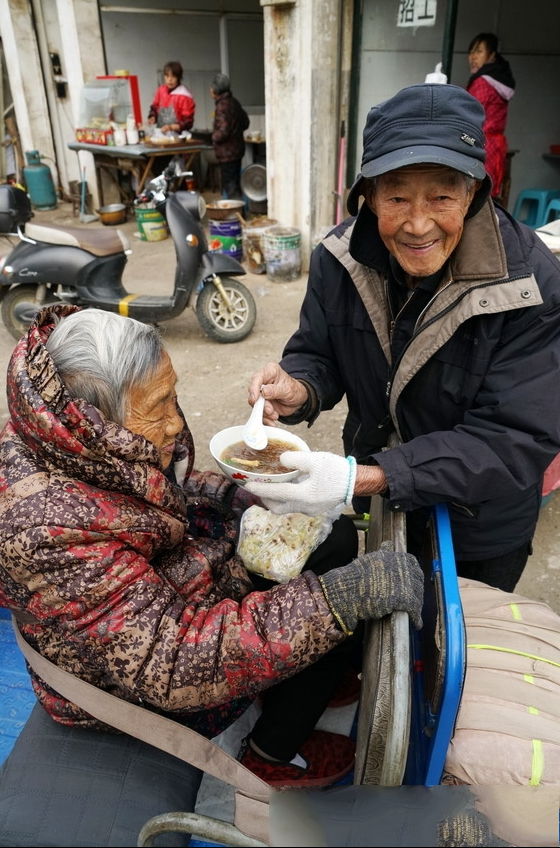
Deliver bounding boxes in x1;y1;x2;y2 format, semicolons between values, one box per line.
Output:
347;84;489;215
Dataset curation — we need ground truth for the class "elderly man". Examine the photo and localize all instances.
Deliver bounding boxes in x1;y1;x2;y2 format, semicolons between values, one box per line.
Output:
246;83;560;593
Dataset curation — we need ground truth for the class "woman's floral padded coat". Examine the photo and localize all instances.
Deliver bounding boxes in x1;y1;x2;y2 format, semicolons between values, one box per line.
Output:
0;306;344;734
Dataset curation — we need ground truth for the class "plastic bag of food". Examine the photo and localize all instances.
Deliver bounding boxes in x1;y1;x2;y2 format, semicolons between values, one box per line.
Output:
237;505;332;583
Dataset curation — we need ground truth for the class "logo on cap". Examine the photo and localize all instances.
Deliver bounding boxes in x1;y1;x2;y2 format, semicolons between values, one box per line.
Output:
461;133;476;146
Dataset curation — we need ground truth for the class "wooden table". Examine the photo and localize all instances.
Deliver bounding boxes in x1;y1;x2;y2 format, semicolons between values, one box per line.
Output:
67;139;213;206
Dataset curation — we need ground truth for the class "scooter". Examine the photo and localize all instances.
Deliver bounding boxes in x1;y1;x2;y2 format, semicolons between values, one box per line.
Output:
0;167;257;343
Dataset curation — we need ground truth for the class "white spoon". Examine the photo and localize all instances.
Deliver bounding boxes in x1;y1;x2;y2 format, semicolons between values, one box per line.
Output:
242;394;268;450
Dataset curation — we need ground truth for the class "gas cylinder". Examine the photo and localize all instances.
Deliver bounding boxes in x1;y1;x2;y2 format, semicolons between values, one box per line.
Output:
23;150;58;210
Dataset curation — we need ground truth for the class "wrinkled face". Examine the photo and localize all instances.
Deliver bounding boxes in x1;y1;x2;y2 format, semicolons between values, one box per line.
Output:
365;165;479;280
164;71;179;91
124;351;183;469
468;41;495;74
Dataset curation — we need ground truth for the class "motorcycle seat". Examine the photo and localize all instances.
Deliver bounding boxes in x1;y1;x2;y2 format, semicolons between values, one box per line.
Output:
24;221;130;257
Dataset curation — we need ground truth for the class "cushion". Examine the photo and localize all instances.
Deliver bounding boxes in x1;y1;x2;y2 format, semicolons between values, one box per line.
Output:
0;703;202;847
270;784;559;847
444;578;560;785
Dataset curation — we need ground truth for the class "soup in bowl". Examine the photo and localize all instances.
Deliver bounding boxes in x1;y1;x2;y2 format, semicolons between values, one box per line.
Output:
209;425;309;487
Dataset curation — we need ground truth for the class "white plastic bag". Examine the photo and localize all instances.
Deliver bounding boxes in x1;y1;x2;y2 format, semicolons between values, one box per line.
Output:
237;505;332;583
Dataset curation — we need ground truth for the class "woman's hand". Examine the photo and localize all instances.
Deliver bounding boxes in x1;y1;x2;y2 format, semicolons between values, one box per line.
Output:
248;363;308;424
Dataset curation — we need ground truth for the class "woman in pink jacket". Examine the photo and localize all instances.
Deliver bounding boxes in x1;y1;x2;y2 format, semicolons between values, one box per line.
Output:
466;33;515;201
148;60;195;134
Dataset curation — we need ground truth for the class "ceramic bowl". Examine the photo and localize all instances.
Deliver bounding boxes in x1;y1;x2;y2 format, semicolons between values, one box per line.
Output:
209;425;309;487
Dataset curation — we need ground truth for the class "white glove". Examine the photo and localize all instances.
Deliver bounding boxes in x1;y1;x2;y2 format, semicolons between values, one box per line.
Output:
244;451;357;518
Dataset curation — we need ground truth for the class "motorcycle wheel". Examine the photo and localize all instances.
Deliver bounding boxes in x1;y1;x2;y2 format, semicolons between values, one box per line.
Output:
195;277;256;343
1;285;59;342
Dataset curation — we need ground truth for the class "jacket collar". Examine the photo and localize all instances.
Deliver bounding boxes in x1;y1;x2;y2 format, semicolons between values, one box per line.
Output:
348;197;511;285
467;53;516;91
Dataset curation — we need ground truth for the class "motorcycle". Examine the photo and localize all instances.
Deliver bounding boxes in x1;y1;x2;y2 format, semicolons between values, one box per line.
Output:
0;167;257;343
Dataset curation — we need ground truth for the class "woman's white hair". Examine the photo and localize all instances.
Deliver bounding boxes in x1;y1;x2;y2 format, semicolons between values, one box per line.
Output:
45;309;164;424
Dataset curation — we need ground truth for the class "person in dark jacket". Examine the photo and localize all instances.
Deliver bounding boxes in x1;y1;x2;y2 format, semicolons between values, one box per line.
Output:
466;33;515;200
245;83;560;593
0;305;423;790
210;73;250;199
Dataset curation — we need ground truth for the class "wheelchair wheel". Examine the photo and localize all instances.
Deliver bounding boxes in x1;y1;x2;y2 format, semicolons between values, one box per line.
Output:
354;484;411;786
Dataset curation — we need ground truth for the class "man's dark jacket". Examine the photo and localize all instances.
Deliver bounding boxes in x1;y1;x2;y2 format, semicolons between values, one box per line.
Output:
280;199;560;560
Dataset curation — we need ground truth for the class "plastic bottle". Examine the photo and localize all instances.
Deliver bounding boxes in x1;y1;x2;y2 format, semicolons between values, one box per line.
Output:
113;127;127;146
424;63;448;84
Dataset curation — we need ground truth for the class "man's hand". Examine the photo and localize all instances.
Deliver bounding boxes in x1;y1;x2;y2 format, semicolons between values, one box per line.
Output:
248;363;308;424
245;451;355;517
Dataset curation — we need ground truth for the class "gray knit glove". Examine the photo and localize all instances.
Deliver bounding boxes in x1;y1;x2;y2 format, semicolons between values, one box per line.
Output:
318;542;424;633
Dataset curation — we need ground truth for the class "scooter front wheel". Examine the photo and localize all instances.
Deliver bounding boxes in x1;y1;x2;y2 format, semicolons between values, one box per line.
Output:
196;277;256;343
1;285;59;342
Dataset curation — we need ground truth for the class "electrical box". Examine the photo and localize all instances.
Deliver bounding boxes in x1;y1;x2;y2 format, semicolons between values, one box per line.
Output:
49;51;67;99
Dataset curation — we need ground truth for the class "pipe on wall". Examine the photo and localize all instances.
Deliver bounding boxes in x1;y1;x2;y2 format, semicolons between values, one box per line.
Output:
441;0;460;82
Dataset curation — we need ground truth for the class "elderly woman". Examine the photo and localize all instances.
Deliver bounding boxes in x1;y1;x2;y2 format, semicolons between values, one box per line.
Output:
0;305;422;796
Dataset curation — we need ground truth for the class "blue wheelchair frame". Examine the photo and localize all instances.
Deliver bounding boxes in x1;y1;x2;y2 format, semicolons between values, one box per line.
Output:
404;502;466;786
355;499;466;789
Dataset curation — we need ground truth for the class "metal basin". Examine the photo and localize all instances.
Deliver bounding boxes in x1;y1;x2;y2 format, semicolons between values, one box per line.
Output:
96;203;127;225
205;200;245;221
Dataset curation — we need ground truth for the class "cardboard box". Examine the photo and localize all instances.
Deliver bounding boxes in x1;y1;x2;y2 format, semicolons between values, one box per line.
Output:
75;128;113;145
